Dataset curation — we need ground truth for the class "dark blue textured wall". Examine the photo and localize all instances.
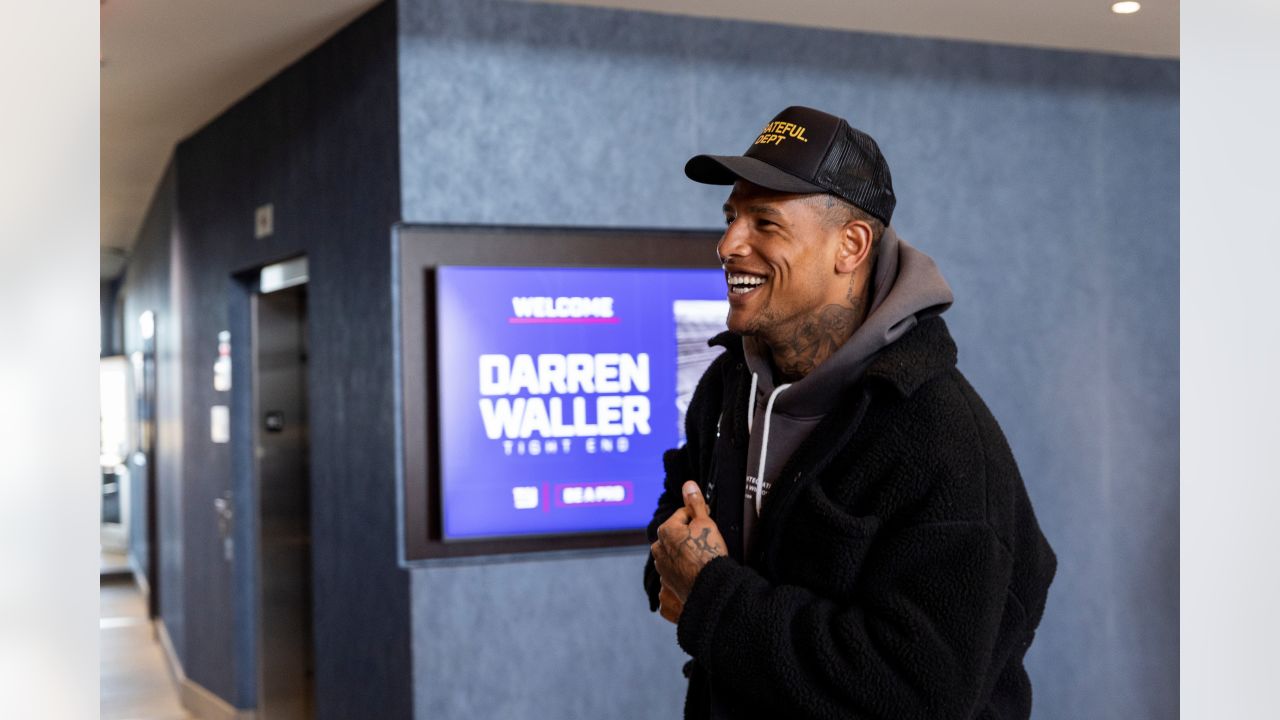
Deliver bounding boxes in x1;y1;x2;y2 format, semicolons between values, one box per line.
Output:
171;4;409;715
398;1;1178;718
100;277;121;356
120;160;186;663
120;3;413;717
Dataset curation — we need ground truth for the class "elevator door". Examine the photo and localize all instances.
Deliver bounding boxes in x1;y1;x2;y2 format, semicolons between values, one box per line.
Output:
253;283;313;720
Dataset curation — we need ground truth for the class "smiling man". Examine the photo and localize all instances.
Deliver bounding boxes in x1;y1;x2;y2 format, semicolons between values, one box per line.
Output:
644;106;1057;720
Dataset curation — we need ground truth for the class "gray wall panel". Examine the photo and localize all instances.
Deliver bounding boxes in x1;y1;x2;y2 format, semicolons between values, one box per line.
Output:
412;550;687;720
398;1;1178;718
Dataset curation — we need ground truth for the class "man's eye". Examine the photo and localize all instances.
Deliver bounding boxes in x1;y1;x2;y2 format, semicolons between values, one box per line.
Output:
724;216;735;226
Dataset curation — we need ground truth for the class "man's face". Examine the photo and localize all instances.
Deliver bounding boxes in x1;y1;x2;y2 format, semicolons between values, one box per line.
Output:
718;181;847;340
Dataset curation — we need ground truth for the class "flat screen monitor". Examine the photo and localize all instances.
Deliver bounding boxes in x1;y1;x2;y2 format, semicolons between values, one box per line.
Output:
397;225;726;561
436;265;727;540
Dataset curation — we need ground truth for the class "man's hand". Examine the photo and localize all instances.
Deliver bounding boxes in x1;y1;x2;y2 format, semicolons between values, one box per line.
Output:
651;481;727;615
657;581;684;624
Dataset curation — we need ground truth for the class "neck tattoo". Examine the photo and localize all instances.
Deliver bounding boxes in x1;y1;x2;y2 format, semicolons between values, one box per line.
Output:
767;291;867;382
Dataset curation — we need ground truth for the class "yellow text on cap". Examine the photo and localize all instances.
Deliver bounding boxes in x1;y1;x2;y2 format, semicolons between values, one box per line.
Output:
754;121;809;146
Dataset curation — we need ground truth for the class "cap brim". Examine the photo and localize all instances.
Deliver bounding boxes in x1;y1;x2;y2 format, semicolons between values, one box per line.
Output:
684;154;826;195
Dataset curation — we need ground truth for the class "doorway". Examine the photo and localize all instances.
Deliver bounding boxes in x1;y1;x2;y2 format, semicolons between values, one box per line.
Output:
252;259;313;720
99;354;132;572
126;310;160;615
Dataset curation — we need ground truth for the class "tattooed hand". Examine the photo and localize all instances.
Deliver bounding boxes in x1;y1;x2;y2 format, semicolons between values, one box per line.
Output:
651;481;728;622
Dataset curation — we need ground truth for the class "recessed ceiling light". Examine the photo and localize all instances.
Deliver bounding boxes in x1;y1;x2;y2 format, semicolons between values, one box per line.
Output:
1111;1;1141;14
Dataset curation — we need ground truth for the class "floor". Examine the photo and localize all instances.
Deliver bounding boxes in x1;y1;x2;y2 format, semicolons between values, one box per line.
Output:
100;568;193;720
101;548;131;576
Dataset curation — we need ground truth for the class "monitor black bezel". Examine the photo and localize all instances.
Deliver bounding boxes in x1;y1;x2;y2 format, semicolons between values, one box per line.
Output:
395;223;724;563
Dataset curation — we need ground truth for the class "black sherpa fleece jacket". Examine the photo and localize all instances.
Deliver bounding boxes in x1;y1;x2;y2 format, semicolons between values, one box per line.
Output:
644;316;1057;720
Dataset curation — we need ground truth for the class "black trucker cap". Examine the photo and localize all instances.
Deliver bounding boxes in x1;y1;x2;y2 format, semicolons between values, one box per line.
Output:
684;106;896;226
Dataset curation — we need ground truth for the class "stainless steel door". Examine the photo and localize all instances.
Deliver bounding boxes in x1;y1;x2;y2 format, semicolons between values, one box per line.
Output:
253;283;313;720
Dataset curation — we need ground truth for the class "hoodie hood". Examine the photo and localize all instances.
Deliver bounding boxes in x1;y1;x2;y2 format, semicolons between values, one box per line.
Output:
742;226;954;417
739;227;953;552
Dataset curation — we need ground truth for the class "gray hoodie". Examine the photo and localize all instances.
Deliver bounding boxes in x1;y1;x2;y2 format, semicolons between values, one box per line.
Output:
740;227;954;554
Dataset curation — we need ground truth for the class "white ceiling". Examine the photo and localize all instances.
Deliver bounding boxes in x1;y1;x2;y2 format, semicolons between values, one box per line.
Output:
100;0;1178;279
519;0;1179;58
100;0;379;277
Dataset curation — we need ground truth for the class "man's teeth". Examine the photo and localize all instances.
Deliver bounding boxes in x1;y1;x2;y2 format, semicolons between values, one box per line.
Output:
727;273;765;287
727;273;765;295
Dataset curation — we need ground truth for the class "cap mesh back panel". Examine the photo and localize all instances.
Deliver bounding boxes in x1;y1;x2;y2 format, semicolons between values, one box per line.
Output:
817;124;896;225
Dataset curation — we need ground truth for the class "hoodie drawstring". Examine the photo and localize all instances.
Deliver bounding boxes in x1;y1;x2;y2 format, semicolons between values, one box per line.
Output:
755;382;792;517
745;372;760;433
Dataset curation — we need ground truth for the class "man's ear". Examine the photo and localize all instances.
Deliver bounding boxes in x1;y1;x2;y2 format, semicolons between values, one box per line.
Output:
834;219;874;275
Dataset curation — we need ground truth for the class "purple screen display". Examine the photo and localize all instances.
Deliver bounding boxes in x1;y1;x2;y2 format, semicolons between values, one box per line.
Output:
435;266;729;540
